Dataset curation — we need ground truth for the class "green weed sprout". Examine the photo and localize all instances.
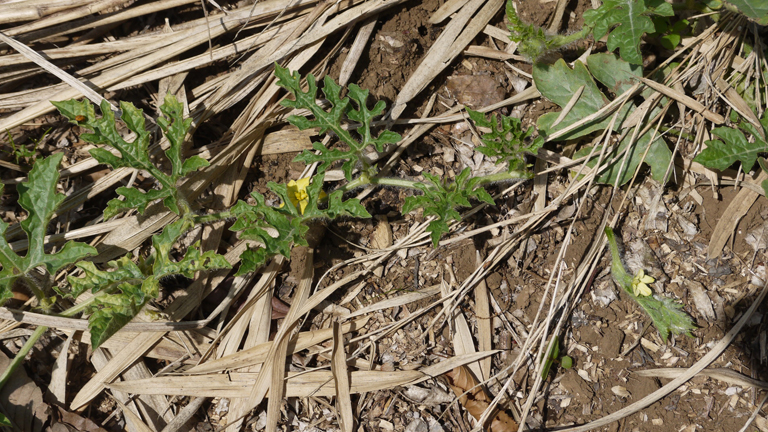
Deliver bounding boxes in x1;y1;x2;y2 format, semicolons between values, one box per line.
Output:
3;128;47;164
264;65;536;248
605;227;695;340
541;338;574;378
52;94;208;219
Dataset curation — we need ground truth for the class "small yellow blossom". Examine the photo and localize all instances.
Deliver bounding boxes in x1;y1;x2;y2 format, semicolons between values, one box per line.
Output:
631;269;654;297
284;177;325;215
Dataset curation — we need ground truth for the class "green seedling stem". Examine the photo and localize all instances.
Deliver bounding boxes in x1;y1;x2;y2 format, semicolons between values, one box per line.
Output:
0;325;47;391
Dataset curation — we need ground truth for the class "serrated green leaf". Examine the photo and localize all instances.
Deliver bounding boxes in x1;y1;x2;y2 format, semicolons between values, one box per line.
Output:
156;93;200;178
574;128;672;185
155;240;232;279
104;188;172;221
583;0;673;65
275;65;400;180
635;295;695;340
66;217;228;347
693;114;768;174
230;193;303;275
0;155;97;305
229;171;370;274
52;95;205;218
468;109;539;174
534;59;632;140
402;168;493;246
65;256;144;299
181;156;209;176
724;0;768;24
88;278;158;348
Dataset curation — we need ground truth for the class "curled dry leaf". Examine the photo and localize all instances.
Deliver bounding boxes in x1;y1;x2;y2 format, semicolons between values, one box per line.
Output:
444;366;518;432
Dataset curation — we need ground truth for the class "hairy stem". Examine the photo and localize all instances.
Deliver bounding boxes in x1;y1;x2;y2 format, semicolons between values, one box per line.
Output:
604;226;633;291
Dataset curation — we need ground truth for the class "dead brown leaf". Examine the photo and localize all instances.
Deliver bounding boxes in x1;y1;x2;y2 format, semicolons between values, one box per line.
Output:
0;350;49;432
444;366;517;432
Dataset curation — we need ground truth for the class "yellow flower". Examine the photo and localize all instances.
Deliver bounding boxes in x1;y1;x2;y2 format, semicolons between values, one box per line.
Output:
284;177;325;215
631;269;654;297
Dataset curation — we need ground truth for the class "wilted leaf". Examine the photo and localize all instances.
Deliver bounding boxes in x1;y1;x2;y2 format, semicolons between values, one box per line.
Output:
66;218;230;347
0;351;49;432
444;366;518;432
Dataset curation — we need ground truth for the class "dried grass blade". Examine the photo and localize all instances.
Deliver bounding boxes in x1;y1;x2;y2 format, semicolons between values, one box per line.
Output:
0;31;109;108
3;0;130;36
108;352;499;397
0;0;93;25
112;398;155;432
188;318;368;374
707;172;767;259
638;77;724;124
347;284;440;318
390;0;500;119
475;252;492;381
634;368;768;390
332;321;354;432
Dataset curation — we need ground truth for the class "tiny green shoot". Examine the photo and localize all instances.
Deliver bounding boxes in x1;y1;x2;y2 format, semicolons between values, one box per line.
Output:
605;227;695;340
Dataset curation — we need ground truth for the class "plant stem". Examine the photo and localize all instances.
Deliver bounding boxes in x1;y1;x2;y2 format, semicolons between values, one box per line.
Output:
338;170;531;194
471;170;531;186
193;210;233;225
604;226;633;291
0;325;47;391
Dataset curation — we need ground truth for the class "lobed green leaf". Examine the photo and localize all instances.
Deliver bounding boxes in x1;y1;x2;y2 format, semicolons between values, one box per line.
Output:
88;278;158;348
583;0;673;65
402;168;494;246
467;109;538;174
693;113;768;174
0;155;97;304
275;65;401;180
65;256;144;299
52;95;205;219
635;295;695;341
